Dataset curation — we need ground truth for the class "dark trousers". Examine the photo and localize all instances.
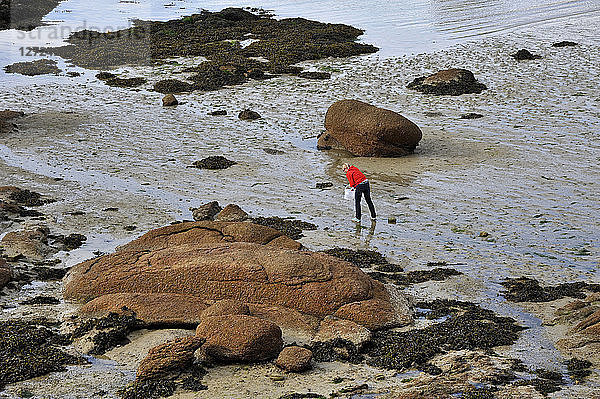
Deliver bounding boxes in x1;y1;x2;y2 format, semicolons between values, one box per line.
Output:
354;181;376;219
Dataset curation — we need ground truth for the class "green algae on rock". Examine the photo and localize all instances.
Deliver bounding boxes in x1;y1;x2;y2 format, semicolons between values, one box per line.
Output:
46;8;377;92
0;320;84;390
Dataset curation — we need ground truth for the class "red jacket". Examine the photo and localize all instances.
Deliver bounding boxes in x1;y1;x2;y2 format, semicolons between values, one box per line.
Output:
346;166;367;188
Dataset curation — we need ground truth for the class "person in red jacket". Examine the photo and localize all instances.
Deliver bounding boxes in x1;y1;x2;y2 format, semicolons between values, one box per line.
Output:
342;163;376;222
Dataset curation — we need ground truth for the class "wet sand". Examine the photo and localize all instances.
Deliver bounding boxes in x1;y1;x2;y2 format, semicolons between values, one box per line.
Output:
1;5;600;399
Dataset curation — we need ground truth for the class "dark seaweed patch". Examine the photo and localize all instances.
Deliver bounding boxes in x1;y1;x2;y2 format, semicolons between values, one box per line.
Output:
308;338;363;364
119;379;176;399
501;277;600;302
364;300;526;371
4;59;62;76
20;295;60;305
6;187;54;207
566;358;593;382
44;8;377;93
369;267;461;286
32;266;69;281
72;312;143;355
278;394;326;399
0;320;84;390
190;156;237;170
321;247;390;269
0;0;62;31
104;77;147;88
251;216;317;240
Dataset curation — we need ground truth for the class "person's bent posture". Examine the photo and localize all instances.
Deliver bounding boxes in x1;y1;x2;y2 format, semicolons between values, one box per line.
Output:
342;163;376;222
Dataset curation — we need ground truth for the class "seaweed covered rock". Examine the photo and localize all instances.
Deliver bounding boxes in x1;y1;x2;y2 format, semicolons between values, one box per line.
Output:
191;155;237;169
318;99;422;157
250;216;317;240
512;49;542;61
46;8;377;93
0;186;54;207
1;226;55;261
4;59;62;76
553;41;578;47
238;109;261;120
196;315;283;363
298;71;330;80
365;300;526;371
104;77;146;88
137;336;205;381
276;346;313;372
154;79;196;93
501;277;600;302
0;320;83;390
71;312;143;355
407;68;487;96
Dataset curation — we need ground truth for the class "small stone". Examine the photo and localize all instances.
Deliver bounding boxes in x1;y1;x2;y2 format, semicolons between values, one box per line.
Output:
238;109;261;120
124;225;137;231
512;49;542;61
136;336;205;381
388;217;397;224
208;110;227;116
191;156;237;170
162;94;178;107
214;204;248;222
298;71;331;80
315;182;333;189
191;201;222;221
104;77;146;88
263;148;285;155
460;113;484;119
479;231;489;237
552;41;578;47
275;346;313;372
96;72;117;80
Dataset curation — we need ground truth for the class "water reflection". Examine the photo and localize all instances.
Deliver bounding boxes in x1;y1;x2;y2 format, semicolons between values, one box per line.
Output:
430;0;600;38
354;219;377;247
